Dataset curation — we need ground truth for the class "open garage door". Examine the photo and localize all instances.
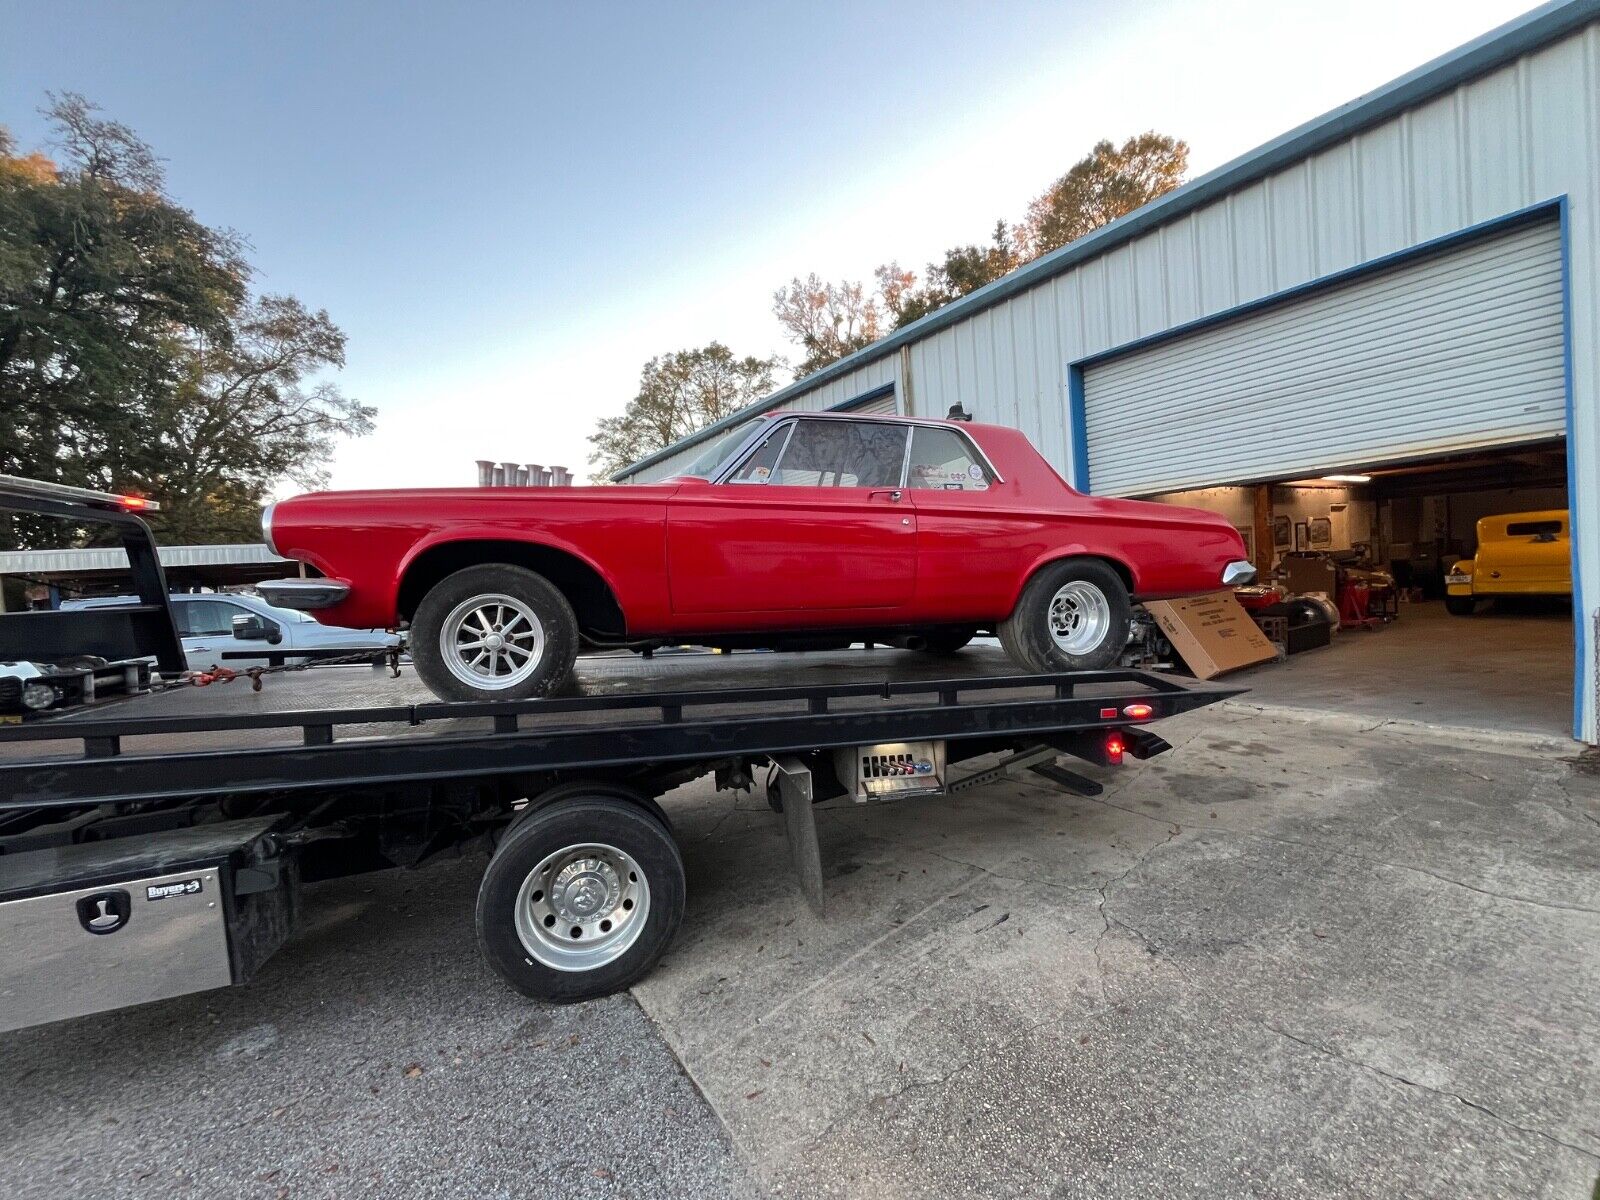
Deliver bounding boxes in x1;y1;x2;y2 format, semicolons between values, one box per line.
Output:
1080;217;1567;497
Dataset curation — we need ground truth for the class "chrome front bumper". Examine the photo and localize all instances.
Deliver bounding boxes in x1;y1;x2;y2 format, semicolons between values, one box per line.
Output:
256;578;350;611
1221;560;1257;587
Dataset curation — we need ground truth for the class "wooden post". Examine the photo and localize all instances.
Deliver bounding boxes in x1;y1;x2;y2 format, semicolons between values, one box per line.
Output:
1253;484;1275;578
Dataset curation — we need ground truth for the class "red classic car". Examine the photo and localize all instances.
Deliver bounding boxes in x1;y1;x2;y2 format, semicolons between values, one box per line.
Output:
259;412;1254;701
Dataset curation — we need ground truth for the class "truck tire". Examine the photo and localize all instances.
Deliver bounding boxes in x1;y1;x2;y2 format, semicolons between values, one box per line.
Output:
1445;595;1477;616
477;793;685;1003
411;563;579;702
999;559;1131;673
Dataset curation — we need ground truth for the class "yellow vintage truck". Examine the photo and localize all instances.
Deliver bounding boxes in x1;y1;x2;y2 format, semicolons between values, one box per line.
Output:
1445;509;1571;615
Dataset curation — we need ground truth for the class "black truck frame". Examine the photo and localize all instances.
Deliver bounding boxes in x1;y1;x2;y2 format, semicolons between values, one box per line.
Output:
0;477;1241;1030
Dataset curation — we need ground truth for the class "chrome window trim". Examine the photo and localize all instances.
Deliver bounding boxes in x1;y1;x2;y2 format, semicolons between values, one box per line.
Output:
719;419;797;485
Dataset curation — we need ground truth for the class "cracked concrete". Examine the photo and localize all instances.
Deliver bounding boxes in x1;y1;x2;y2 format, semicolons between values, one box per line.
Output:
632;704;1600;1198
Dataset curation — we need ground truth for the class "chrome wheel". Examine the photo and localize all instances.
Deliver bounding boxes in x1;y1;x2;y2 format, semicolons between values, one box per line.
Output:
513;842;650;972
1047;580;1111;655
439;593;546;691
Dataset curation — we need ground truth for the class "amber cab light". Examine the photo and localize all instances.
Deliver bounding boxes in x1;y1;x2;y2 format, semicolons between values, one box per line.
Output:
119;494;150;509
1122;702;1154;720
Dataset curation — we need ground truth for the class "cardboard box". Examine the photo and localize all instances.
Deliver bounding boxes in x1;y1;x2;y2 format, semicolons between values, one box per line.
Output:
1143;591;1278;679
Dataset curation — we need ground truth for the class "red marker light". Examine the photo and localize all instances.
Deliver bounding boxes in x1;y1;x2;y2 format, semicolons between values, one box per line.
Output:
1122;703;1154;720
1105;733;1125;765
1099;706;1118;719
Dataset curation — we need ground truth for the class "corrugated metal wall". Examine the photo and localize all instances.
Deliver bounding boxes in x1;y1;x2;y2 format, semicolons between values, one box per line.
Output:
624;21;1600;740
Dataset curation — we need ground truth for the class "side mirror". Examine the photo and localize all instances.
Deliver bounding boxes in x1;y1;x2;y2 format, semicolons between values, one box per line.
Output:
233;614;281;644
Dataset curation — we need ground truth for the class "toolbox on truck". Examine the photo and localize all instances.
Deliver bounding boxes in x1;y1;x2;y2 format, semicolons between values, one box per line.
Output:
0;816;295;1032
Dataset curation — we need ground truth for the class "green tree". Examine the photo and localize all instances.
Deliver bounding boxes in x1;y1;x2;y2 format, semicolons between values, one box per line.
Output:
588;342;784;480
885;221;1021;329
777;133;1189;348
0;95;371;548
770;274;886;377
1019;131;1189;257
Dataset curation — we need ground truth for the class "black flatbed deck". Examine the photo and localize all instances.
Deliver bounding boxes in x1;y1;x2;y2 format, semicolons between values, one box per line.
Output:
0;646;1238;809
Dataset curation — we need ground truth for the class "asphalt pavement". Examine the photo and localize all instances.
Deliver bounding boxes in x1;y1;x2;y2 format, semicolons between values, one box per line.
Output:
3;668;1598;1198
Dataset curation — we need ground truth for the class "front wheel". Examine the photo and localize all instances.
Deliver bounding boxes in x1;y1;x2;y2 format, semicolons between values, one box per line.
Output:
999;559;1131;673
477;792;686;1003
411;563;579;701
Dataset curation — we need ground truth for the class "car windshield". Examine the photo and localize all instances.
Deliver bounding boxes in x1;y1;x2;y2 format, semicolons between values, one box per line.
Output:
679;419;761;479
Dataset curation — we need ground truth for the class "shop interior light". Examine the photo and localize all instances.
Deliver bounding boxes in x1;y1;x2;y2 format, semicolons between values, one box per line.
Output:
1319;474;1371;483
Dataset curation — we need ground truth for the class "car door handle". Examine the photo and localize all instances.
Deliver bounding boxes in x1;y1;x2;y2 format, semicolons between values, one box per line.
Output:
869;489;903;502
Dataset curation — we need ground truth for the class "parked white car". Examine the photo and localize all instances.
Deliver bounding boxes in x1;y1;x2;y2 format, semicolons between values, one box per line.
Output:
62;592;399;671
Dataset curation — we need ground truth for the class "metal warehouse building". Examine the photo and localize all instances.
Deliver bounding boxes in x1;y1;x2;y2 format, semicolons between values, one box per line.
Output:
616;0;1600;744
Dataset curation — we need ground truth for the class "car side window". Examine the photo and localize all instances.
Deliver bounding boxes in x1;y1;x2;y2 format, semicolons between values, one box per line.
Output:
177;599;247;637
727;424;791;483
906;426;991;491
768;420;907;488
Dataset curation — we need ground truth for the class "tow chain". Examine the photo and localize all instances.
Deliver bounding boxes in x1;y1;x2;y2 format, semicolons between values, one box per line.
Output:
151;643;406;694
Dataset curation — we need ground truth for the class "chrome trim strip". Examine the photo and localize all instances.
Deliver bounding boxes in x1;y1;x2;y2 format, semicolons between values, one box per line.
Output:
260;502;278;555
256;577;350;611
1221;560;1257;586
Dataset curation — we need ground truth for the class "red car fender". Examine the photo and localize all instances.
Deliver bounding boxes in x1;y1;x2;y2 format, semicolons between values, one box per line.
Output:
1007;545;1142;614
393;525;632;618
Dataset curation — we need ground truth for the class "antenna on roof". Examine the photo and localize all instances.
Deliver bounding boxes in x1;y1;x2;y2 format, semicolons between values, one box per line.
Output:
946;403;973;422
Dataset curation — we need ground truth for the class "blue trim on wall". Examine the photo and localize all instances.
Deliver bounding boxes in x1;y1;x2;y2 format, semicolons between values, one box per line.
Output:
1066;366;1090;491
611;0;1600;480
826;382;896;412
1553;196;1588;742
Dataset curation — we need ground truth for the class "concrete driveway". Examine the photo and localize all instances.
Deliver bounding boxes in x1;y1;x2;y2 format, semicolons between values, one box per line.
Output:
3;705;1596;1198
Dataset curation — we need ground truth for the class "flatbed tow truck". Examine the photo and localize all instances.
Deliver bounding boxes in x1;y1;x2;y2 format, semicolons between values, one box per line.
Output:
0;476;1240;1032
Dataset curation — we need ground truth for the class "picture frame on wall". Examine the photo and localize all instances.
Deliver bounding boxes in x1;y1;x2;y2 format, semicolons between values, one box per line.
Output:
1308;517;1332;547
1273;515;1291;547
1234;527;1253;561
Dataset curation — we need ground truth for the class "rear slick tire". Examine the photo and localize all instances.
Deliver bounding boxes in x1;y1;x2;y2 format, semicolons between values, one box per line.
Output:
999;559;1131;674
1445;595;1477;616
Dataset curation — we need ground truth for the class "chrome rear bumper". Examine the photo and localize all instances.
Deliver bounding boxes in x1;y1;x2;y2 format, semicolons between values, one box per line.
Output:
1221;560;1257;587
256;578;350;611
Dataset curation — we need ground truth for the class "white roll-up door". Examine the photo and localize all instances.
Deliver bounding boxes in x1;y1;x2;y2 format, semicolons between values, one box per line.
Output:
1081;218;1566;496
841;390;897;416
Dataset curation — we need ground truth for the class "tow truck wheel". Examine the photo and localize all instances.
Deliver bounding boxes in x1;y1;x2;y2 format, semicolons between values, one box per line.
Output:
411;564;579;702
477;793;685;1003
1000;559;1131;673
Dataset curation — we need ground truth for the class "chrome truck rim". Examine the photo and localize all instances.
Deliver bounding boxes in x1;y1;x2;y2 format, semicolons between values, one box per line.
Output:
513;843;650;972
1047;581;1111;655
439;594;546;690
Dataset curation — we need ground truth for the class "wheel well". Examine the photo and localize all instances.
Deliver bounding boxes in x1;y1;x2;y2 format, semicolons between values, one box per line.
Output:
398;540;626;638
1036;553;1136;596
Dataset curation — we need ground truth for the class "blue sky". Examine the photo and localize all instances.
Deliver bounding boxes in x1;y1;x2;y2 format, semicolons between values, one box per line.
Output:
4;0;1539;486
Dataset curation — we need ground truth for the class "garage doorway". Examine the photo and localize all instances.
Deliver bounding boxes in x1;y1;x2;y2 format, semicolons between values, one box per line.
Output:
1069;204;1578;741
1146;443;1573;740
